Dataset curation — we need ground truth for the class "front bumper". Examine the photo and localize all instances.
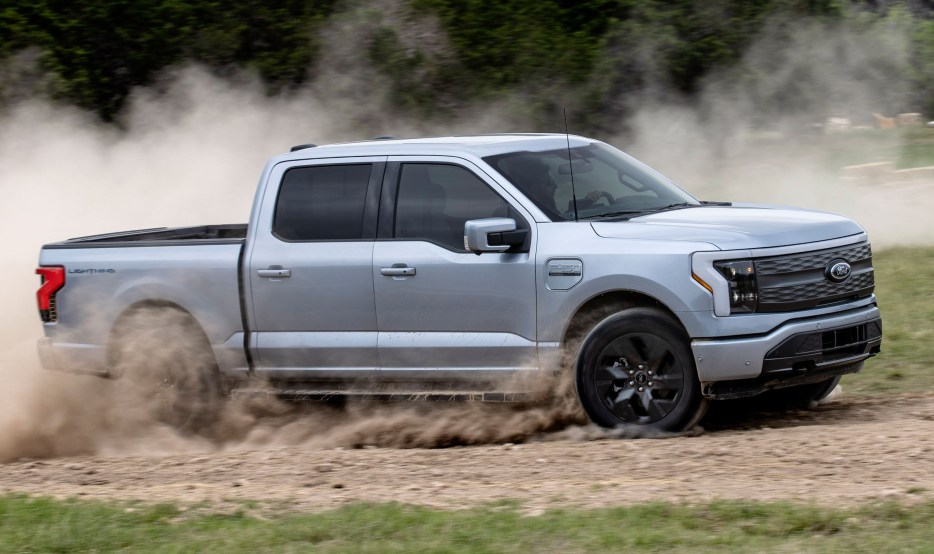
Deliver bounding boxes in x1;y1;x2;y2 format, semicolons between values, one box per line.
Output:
691;304;882;384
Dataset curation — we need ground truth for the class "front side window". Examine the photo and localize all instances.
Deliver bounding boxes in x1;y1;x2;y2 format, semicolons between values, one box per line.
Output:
394;163;521;251
274;164;372;241
484;142;698;221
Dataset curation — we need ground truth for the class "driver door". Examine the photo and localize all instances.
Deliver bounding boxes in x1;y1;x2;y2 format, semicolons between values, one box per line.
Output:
372;157;539;382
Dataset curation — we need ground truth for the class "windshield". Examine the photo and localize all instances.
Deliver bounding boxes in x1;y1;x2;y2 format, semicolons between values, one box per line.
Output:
484;142;698;221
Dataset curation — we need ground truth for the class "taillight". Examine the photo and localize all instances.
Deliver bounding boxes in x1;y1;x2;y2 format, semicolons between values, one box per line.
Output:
36;266;65;322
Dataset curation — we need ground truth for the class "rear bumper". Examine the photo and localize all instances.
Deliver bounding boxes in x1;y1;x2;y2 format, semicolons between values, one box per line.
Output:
691;304;882;384
37;337;110;377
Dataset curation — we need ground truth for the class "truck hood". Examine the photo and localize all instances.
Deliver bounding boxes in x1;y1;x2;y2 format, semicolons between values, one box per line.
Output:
590;204;865;250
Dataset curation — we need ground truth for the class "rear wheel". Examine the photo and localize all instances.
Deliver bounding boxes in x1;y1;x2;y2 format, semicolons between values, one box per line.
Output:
576;308;707;432
109;306;222;432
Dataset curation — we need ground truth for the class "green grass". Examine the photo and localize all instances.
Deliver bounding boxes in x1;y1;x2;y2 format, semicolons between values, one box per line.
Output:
819;127;934;170
761;127;934;173
897;128;934;169
844;246;934;394
2;495;934;553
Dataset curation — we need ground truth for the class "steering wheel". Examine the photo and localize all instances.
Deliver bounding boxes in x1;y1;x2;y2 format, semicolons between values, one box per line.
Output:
585;190;615;206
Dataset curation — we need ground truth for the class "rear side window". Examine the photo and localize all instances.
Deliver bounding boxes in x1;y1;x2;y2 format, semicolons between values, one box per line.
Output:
274;164;372;241
394;163;521;251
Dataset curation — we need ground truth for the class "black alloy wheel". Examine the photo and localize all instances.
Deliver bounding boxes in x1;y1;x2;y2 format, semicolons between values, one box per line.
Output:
576;308;707;432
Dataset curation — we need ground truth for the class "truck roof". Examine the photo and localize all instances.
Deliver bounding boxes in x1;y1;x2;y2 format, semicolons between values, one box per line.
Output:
278;133;596;161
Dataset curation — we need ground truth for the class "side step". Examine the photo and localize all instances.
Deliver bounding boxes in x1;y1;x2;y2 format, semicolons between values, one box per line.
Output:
229;388;532;403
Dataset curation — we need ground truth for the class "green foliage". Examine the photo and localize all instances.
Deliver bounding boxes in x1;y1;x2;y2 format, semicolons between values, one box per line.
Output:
0;0;336;120
2;494;934;552
366;24;457;115
0;0;931;127
403;0;877;129
911;17;934;118
412;0;609;87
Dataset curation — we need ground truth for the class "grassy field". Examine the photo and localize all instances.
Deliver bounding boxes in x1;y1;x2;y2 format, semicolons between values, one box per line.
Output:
896;128;934;169
2;495;934;553
783;126;934;394
816;127;934;170
844;246;934;394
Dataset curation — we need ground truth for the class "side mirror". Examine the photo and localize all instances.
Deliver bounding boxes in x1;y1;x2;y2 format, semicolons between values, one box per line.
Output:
464;218;527;254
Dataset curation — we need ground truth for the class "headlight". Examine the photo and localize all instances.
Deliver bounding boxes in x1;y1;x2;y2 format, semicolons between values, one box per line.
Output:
714;260;757;313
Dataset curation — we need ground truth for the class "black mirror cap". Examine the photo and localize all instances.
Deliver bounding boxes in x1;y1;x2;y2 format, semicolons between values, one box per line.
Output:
487;229;529;251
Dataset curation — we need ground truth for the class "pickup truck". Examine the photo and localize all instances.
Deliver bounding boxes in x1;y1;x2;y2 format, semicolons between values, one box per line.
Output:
36;134;882;432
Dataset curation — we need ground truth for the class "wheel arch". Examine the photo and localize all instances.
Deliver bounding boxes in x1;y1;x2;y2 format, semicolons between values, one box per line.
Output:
105;299;214;370
561;290;687;351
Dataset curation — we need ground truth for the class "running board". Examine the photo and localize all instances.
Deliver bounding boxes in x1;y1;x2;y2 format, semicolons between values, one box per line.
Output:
229;388;531;402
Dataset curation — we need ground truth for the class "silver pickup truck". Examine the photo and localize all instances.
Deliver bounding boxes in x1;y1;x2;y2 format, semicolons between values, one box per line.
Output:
36;134;882;432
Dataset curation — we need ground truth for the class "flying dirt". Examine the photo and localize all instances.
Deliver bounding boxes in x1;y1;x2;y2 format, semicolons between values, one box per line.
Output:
1;391;933;513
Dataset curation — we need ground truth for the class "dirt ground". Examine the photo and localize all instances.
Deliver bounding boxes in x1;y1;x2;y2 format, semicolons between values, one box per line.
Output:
2;391;934;515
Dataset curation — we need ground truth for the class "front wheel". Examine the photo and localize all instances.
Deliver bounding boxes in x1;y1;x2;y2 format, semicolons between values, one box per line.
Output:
576;308;707;432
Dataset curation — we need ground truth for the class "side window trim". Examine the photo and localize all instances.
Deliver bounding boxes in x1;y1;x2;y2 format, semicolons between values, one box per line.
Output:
376;161;401;240
362;162;387;239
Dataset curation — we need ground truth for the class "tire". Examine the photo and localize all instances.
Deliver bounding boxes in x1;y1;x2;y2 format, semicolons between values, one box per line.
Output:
109;306;222;432
766;375;842;409
575;308;707;432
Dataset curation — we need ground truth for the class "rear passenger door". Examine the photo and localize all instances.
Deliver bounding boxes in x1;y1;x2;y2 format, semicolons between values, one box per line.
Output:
372;157;538;381
246;157;385;379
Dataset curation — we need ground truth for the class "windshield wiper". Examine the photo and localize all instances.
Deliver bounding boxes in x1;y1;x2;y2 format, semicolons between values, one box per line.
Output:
580;210;648;220
651;202;700;212
581;202;701;221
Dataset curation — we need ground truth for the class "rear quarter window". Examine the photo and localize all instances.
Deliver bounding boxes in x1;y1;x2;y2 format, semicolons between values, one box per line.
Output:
274;164;372;241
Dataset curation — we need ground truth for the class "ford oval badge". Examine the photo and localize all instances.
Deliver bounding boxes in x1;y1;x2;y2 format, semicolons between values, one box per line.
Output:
826;259;851;283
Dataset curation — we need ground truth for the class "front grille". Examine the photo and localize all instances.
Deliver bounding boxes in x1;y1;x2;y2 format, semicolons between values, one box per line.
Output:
756;244;872;274
758;272;874;305
755;242;875;312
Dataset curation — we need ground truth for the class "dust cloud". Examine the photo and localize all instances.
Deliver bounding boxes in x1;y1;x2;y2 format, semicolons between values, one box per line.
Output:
615;13;934;246
0;63;554;461
1;9;932;461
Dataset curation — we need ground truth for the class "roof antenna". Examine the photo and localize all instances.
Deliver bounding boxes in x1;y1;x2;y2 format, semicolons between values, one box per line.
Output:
564;108;580;222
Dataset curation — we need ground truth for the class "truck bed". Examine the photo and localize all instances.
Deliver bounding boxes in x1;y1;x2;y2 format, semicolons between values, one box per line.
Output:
38;226;249;377
44;224;247;248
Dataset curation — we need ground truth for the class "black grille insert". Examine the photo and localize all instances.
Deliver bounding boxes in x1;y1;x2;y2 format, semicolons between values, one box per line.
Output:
822;325;866;352
755;242;874;312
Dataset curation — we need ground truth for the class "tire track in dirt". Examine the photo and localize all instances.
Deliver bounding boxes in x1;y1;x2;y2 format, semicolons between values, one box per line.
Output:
2;392;933;513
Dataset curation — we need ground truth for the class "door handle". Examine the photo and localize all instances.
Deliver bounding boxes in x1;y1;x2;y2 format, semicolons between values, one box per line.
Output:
257;267;291;278
380;265;416;276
